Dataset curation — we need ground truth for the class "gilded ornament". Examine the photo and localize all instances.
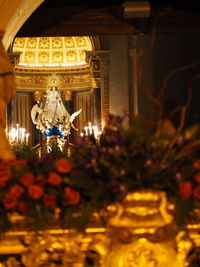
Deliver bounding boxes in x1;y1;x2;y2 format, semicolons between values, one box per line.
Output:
63;89;72;101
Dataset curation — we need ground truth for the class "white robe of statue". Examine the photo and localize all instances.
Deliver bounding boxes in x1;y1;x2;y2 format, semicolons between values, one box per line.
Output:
31;86;82;136
43;86;70;125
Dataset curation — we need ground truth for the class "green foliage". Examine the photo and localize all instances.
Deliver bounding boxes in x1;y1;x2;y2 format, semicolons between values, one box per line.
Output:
1;114;200;232
12;144;35;159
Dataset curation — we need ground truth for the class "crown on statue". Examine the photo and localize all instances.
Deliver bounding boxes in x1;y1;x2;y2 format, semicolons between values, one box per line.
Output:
46;74;61;90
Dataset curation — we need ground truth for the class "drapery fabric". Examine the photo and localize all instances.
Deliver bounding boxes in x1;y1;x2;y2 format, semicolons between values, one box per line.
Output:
73;89;96;134
13;92;33;145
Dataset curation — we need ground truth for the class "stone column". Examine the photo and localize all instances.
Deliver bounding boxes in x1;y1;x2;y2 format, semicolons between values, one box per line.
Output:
86;51;110;129
129;48;139;116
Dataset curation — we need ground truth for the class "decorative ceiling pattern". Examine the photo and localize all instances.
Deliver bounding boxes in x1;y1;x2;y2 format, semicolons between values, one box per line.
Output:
12;36;93;67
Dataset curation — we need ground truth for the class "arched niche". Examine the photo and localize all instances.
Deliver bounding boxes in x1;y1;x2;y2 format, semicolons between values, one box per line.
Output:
8;35;110;146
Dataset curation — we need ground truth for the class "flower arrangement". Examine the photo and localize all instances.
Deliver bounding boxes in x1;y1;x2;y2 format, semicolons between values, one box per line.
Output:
0;114;200;232
0;157;80;232
70;114;200;228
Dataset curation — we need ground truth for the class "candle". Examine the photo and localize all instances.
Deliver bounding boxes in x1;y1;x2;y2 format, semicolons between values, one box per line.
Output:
20;128;25;144
7;124;30;146
25;133;29;145
16;124;19;143
84;126;88;135
88;122;92;135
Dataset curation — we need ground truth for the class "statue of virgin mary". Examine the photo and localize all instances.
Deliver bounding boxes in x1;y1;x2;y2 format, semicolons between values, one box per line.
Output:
31;86;82;137
43;85;70;125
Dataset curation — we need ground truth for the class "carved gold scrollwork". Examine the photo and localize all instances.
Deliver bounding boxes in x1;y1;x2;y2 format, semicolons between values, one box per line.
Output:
106;190;173;229
21;233;85;267
0;190;199;267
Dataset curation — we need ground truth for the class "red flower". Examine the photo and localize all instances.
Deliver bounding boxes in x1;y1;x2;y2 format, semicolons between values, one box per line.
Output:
28;185;44;199
43;194;57;207
3;193;17;210
194;172;200;183
20;173;34;187
178;182;193;199
193;185;200;199
9;184;24;198
193;159;200;169
18;201;28;213
47;172;62;186
55;158;72;173
64;187;80;205
0;164;11;187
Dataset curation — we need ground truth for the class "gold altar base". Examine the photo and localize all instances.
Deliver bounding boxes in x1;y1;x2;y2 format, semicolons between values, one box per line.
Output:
0;190;199;267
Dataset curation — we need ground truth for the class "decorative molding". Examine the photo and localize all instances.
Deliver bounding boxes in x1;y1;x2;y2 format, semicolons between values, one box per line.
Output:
15;72;93;91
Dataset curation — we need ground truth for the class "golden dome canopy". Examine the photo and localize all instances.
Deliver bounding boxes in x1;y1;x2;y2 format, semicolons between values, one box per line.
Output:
12;36;93;67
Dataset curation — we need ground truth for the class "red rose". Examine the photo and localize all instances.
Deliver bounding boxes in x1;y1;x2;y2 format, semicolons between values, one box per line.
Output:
20;173;34;187
28;185;44;199
194;172;200;183
178;182;193;199
43;194;57;207
47;172;62;186
55;158;72;173
0;164;11;187
193;185;200;199
193;159;200;169
9;184;24;198
18;201;28;213
64;187;80;205
3;193;17;210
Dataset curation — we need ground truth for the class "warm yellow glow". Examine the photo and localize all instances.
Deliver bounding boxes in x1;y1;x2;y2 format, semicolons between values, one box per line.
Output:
12;36;93;67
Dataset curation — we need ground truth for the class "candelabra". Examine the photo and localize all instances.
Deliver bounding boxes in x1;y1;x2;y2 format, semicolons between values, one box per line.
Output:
6;124;29;146
81;122;102;140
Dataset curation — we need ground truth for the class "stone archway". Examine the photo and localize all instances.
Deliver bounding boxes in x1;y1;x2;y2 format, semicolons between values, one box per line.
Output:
0;0;44;50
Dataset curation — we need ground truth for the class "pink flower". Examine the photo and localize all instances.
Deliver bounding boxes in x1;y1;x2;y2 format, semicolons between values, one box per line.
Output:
178;182;193;199
47;172;62;186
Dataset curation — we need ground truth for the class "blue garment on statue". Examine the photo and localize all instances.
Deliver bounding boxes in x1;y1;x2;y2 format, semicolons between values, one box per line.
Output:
45;126;63;138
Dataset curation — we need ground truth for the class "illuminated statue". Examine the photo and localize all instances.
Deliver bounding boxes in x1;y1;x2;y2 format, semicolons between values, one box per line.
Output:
0;31;16;159
31;86;81;138
43;86;70;126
